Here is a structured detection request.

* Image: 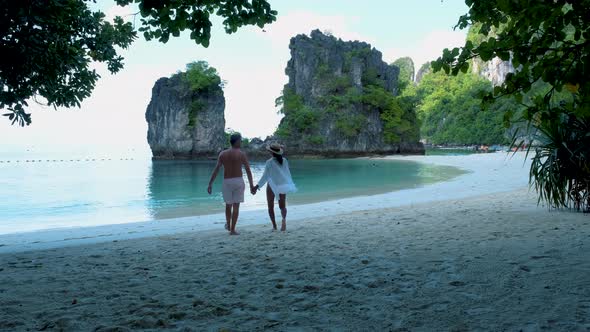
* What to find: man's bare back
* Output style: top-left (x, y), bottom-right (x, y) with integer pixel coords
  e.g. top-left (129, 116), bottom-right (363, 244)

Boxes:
top-left (219, 148), bottom-right (247, 179)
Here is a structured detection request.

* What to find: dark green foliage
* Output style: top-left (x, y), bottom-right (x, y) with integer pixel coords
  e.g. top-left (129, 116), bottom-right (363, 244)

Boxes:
top-left (275, 89), bottom-right (319, 137)
top-left (343, 47), bottom-right (372, 71)
top-left (396, 96), bottom-right (421, 143)
top-left (362, 85), bottom-right (417, 143)
top-left (306, 135), bottom-right (324, 145)
top-left (321, 58), bottom-right (419, 143)
top-left (173, 61), bottom-right (222, 128)
top-left (314, 63), bottom-right (332, 80)
top-left (314, 61), bottom-right (354, 94)
top-left (327, 76), bottom-right (354, 94)
top-left (242, 137), bottom-right (251, 148)
top-left (324, 88), bottom-right (362, 114)
top-left (416, 71), bottom-right (511, 145)
top-left (274, 126), bottom-right (291, 139)
top-left (0, 0), bottom-right (135, 126)
top-left (361, 67), bottom-right (386, 88)
top-left (116, 0), bottom-right (276, 47)
top-left (180, 61), bottom-right (224, 92)
top-left (434, 1), bottom-right (589, 100)
top-left (316, 66), bottom-right (361, 115)
top-left (465, 22), bottom-right (487, 46)
top-left (528, 109), bottom-right (590, 211)
top-left (289, 108), bottom-right (319, 133)
top-left (1, 0), bottom-right (276, 126)
top-left (276, 56), bottom-right (421, 144)
top-left (225, 130), bottom-right (250, 147)
top-left (335, 114), bottom-right (366, 137)
top-left (276, 88), bottom-right (304, 115)
top-left (434, 0), bottom-right (590, 210)
top-left (344, 47), bottom-right (372, 62)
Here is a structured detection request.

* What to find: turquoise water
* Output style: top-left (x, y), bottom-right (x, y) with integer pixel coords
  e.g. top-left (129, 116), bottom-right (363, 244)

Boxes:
top-left (0, 154), bottom-right (464, 234)
top-left (425, 148), bottom-right (475, 156)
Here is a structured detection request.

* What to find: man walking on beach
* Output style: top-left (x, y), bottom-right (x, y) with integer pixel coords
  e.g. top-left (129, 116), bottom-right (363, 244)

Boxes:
top-left (207, 133), bottom-right (255, 235)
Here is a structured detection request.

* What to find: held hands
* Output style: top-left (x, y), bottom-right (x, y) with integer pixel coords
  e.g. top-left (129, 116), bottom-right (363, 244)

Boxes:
top-left (250, 185), bottom-right (259, 195)
top-left (209, 183), bottom-right (257, 195)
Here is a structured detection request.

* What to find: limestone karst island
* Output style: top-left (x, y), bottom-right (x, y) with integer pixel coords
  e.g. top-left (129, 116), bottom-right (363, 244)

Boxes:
top-left (146, 30), bottom-right (424, 159)
top-left (1, 1), bottom-right (589, 331)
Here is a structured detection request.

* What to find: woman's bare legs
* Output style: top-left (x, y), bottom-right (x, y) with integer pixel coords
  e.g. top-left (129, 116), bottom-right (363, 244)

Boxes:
top-left (279, 194), bottom-right (287, 231)
top-left (266, 186), bottom-right (277, 230)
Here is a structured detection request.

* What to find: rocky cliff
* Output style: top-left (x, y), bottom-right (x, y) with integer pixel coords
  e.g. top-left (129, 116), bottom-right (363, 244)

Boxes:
top-left (414, 62), bottom-right (432, 84)
top-left (466, 24), bottom-right (515, 86)
top-left (275, 30), bottom-right (424, 156)
top-left (471, 56), bottom-right (515, 86)
top-left (146, 70), bottom-right (225, 159)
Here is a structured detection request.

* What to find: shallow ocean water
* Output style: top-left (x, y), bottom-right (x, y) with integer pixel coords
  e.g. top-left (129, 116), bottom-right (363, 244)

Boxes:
top-left (0, 152), bottom-right (465, 234)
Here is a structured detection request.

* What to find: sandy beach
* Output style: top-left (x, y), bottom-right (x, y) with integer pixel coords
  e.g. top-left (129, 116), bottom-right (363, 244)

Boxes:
top-left (1, 189), bottom-right (589, 330)
top-left (1, 153), bottom-right (589, 331)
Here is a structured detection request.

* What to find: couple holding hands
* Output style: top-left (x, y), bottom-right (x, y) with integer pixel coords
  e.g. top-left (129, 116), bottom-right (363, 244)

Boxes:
top-left (207, 134), bottom-right (297, 235)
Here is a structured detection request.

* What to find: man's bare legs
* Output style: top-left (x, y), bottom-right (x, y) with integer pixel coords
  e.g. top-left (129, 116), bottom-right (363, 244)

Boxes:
top-left (266, 186), bottom-right (277, 231)
top-left (230, 203), bottom-right (240, 235)
top-left (224, 204), bottom-right (232, 231)
top-left (279, 194), bottom-right (287, 231)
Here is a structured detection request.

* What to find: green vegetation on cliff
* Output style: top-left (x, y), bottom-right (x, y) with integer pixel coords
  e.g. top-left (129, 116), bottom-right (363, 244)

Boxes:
top-left (173, 61), bottom-right (223, 128)
top-left (415, 71), bottom-right (513, 145)
top-left (392, 47), bottom-right (517, 146)
top-left (277, 47), bottom-right (517, 147)
top-left (276, 56), bottom-right (420, 144)
top-left (361, 84), bottom-right (419, 143)
top-left (415, 22), bottom-right (571, 147)
top-left (275, 89), bottom-right (319, 138)
top-left (392, 57), bottom-right (415, 91)
top-left (434, 0), bottom-right (590, 211)
top-left (181, 61), bottom-right (224, 92)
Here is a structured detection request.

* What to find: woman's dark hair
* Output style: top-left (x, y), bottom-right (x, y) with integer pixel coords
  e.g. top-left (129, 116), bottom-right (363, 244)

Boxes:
top-left (272, 153), bottom-right (283, 165)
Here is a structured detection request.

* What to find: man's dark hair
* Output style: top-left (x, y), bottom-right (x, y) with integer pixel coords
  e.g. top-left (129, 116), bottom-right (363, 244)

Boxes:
top-left (230, 133), bottom-right (242, 146)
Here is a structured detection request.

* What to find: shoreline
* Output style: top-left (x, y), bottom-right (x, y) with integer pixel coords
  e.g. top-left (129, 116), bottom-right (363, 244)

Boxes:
top-left (0, 152), bottom-right (531, 253)
top-left (1, 183), bottom-right (588, 330)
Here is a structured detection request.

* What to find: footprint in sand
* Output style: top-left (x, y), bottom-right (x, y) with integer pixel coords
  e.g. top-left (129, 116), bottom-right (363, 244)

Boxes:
top-left (575, 300), bottom-right (590, 323)
top-left (519, 265), bottom-right (531, 272)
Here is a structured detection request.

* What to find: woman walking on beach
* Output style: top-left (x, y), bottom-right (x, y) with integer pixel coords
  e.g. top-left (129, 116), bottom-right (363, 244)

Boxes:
top-left (252, 143), bottom-right (297, 231)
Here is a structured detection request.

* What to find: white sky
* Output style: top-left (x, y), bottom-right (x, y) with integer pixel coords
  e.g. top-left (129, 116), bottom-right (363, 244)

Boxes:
top-left (1, 0), bottom-right (468, 154)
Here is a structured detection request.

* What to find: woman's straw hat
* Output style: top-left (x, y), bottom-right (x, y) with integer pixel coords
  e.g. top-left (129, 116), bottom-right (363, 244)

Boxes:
top-left (266, 143), bottom-right (284, 155)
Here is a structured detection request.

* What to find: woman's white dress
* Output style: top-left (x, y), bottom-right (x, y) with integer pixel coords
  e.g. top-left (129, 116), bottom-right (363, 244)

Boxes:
top-left (258, 158), bottom-right (297, 195)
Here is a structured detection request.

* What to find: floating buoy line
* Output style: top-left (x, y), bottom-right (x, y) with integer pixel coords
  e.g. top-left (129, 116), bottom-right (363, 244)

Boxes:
top-left (0, 158), bottom-right (135, 163)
